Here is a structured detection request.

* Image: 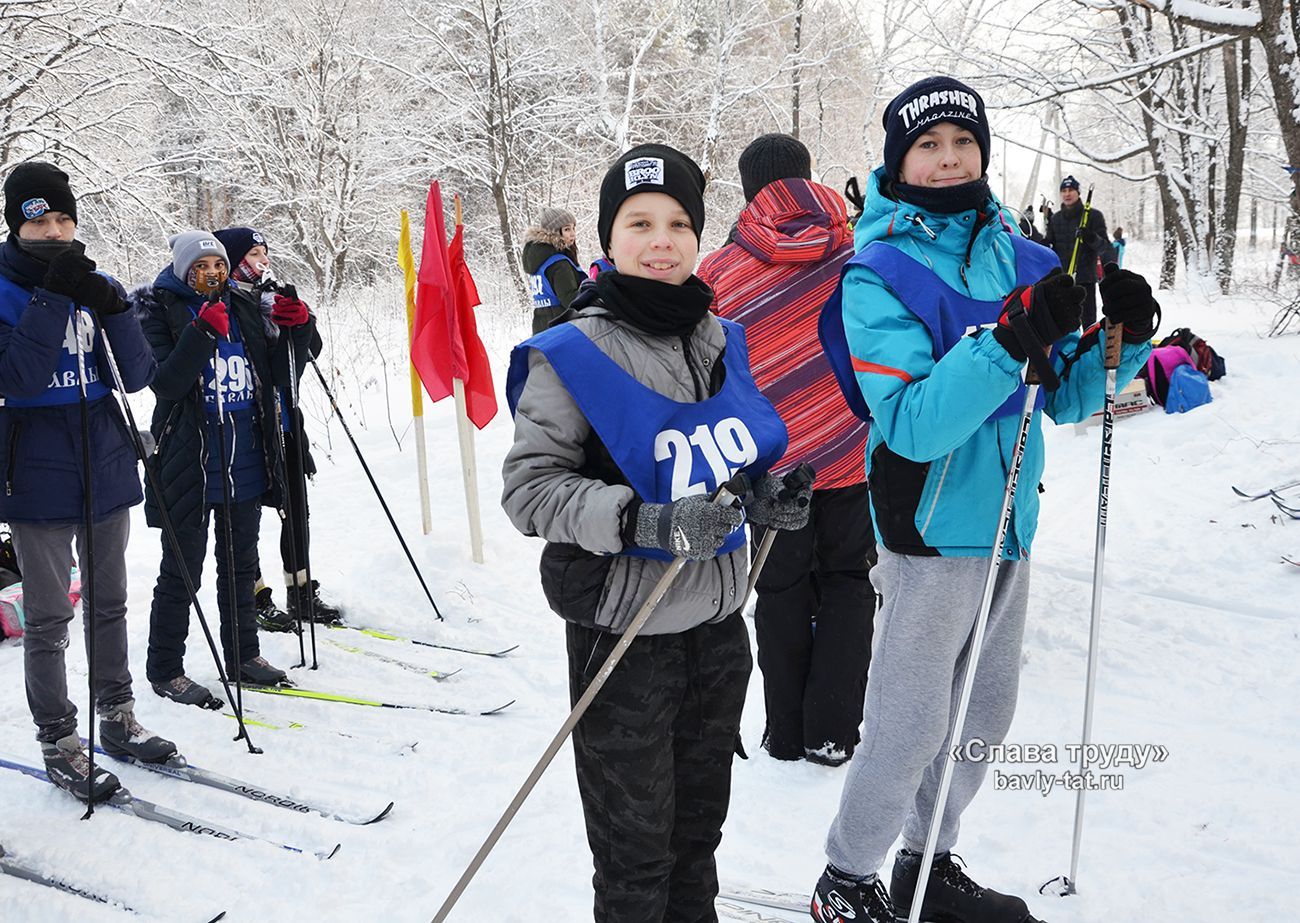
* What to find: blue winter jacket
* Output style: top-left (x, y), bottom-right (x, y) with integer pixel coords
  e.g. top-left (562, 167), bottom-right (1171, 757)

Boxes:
top-left (843, 168), bottom-right (1150, 558)
top-left (0, 237), bottom-right (155, 524)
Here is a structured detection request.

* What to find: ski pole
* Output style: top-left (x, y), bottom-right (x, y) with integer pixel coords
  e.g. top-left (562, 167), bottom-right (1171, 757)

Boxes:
top-left (906, 356), bottom-right (1051, 923)
top-left (738, 464), bottom-right (816, 615)
top-left (284, 332), bottom-right (319, 669)
top-left (98, 334), bottom-right (260, 754)
top-left (271, 383), bottom-right (307, 667)
top-left (71, 301), bottom-right (99, 817)
top-left (308, 358), bottom-right (445, 621)
top-left (209, 324), bottom-right (250, 736)
top-left (1051, 317), bottom-right (1124, 897)
top-left (1066, 186), bottom-right (1095, 280)
top-left (429, 473), bottom-right (751, 923)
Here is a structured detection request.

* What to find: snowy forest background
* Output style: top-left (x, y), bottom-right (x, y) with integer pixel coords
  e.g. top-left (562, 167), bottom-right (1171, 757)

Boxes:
top-left (4, 0), bottom-right (1300, 321)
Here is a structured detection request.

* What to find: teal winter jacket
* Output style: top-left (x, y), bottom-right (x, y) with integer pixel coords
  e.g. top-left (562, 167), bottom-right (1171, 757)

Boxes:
top-left (842, 168), bottom-right (1149, 558)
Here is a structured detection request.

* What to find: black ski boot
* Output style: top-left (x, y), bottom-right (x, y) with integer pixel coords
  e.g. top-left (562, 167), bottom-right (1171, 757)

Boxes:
top-left (256, 586), bottom-right (297, 633)
top-left (811, 866), bottom-right (898, 923)
top-left (151, 674), bottom-right (223, 710)
top-left (890, 850), bottom-right (1042, 922)
top-left (233, 655), bottom-right (289, 686)
top-left (99, 702), bottom-right (178, 764)
top-left (287, 581), bottom-right (342, 624)
top-left (40, 734), bottom-right (120, 803)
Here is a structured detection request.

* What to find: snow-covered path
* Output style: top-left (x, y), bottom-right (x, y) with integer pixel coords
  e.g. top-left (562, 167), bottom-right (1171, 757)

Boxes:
top-left (2, 280), bottom-right (1297, 921)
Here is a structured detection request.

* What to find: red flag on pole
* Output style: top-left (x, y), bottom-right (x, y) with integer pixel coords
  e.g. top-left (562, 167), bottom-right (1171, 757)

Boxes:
top-left (411, 181), bottom-right (463, 402)
top-left (448, 223), bottom-right (498, 429)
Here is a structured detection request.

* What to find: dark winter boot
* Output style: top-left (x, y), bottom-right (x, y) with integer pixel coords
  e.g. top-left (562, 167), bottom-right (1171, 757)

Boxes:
top-left (151, 675), bottom-right (223, 710)
top-left (811, 866), bottom-right (898, 923)
top-left (256, 586), bottom-right (297, 633)
top-left (286, 581), bottom-right (342, 624)
top-left (40, 734), bottom-right (120, 803)
top-left (232, 656), bottom-right (289, 686)
top-left (891, 850), bottom-right (1040, 923)
top-left (99, 702), bottom-right (178, 764)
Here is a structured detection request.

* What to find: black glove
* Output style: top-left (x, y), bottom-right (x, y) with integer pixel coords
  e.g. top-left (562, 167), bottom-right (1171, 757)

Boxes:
top-left (40, 250), bottom-right (127, 316)
top-left (1099, 263), bottom-right (1160, 343)
top-left (746, 465), bottom-right (815, 531)
top-left (992, 269), bottom-right (1085, 363)
top-left (629, 494), bottom-right (744, 561)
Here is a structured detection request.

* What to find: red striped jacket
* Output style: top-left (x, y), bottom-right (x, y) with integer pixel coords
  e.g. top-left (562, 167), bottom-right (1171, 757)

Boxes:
top-left (698, 178), bottom-right (868, 490)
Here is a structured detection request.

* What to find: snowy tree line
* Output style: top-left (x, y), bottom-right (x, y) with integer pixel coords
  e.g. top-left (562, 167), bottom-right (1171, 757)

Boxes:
top-left (3, 0), bottom-right (1298, 310)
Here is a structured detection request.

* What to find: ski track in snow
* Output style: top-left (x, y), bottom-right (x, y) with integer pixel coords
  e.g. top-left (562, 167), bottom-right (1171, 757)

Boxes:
top-left (2, 267), bottom-right (1298, 921)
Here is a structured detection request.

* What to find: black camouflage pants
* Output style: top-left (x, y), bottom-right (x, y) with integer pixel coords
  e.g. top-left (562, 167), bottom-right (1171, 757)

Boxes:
top-left (566, 611), bottom-right (752, 923)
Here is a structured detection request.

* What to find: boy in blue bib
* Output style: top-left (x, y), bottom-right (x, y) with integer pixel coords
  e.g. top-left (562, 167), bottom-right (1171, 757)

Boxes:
top-left (0, 162), bottom-right (176, 802)
top-left (503, 145), bottom-right (806, 922)
top-left (811, 78), bottom-right (1158, 923)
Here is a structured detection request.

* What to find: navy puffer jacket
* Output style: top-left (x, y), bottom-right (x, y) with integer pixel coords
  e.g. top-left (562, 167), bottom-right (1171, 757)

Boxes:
top-left (0, 238), bottom-right (155, 524)
top-left (132, 268), bottom-right (314, 531)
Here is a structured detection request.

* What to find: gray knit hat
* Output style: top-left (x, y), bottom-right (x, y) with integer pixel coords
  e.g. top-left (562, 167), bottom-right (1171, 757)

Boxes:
top-left (167, 230), bottom-right (228, 281)
top-left (537, 207), bottom-right (576, 233)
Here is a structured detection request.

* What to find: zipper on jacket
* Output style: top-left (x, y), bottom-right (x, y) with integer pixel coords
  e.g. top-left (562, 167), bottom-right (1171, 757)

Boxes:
top-left (5, 421), bottom-right (20, 496)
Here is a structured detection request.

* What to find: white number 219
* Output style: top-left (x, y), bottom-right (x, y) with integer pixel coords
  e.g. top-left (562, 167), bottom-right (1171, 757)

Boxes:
top-left (653, 417), bottom-right (758, 499)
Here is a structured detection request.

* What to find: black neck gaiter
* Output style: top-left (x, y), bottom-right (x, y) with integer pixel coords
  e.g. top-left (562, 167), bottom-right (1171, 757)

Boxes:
top-left (594, 271), bottom-right (714, 338)
top-left (887, 178), bottom-right (992, 215)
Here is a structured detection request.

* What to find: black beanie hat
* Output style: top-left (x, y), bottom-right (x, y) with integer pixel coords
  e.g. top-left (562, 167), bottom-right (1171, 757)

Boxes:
top-left (4, 161), bottom-right (78, 236)
top-left (738, 133), bottom-right (812, 202)
top-left (1060, 175), bottom-right (1080, 191)
top-left (881, 77), bottom-right (990, 182)
top-left (597, 144), bottom-right (706, 256)
top-left (213, 226), bottom-right (268, 270)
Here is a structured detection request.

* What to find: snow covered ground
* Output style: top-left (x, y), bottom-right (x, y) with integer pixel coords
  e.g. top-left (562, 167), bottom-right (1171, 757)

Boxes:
top-left (2, 259), bottom-right (1298, 922)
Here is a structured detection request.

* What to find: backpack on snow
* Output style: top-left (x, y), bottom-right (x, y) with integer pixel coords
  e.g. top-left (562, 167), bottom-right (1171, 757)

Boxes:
top-left (1139, 345), bottom-right (1212, 413)
top-left (1157, 327), bottom-right (1226, 381)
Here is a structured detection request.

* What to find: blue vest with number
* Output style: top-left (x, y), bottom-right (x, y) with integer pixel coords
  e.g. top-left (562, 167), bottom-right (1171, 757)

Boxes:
top-left (0, 274), bottom-right (111, 407)
top-left (506, 318), bottom-right (788, 561)
top-left (820, 234), bottom-right (1061, 423)
top-left (529, 253), bottom-right (581, 310)
top-left (194, 310), bottom-right (255, 415)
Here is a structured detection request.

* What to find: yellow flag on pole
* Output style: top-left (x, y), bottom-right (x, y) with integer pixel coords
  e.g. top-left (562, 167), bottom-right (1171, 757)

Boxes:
top-left (398, 209), bottom-right (423, 417)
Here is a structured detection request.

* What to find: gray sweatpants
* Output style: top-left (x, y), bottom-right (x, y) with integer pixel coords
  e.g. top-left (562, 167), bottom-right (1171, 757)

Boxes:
top-left (11, 510), bottom-right (134, 743)
top-left (825, 548), bottom-right (1029, 877)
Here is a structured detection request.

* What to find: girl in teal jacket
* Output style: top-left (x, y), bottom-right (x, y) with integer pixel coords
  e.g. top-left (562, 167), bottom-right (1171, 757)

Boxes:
top-left (812, 77), bottom-right (1157, 923)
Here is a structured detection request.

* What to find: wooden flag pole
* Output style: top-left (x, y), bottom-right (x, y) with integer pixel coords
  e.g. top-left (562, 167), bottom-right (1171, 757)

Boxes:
top-left (452, 195), bottom-right (485, 564)
top-left (400, 209), bottom-right (434, 535)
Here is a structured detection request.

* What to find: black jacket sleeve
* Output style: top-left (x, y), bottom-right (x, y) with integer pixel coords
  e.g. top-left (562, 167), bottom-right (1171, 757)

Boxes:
top-left (546, 260), bottom-right (585, 310)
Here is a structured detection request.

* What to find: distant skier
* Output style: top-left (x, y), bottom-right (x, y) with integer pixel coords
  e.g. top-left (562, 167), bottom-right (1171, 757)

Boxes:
top-left (503, 144), bottom-right (805, 921)
top-left (812, 77), bottom-right (1157, 923)
top-left (1043, 176), bottom-right (1117, 328)
top-left (522, 207), bottom-right (585, 333)
top-left (0, 162), bottom-right (176, 802)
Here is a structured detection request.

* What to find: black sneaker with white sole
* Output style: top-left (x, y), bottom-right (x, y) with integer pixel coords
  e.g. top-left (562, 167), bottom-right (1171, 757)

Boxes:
top-left (256, 586), bottom-right (297, 633)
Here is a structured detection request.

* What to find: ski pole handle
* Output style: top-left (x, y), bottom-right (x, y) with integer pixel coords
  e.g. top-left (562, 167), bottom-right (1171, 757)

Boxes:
top-left (1102, 319), bottom-right (1123, 371)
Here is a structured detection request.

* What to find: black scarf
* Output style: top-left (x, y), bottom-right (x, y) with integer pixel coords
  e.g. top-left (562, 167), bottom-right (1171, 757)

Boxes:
top-left (886, 178), bottom-right (992, 216)
top-left (0, 236), bottom-right (84, 288)
top-left (594, 270), bottom-right (714, 338)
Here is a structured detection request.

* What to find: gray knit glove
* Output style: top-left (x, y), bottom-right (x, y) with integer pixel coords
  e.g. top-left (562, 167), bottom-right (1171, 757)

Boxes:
top-left (633, 494), bottom-right (744, 561)
top-left (745, 472), bottom-right (813, 531)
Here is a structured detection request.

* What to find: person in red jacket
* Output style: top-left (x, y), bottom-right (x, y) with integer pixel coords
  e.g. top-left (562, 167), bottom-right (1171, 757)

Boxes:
top-left (698, 133), bottom-right (875, 765)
